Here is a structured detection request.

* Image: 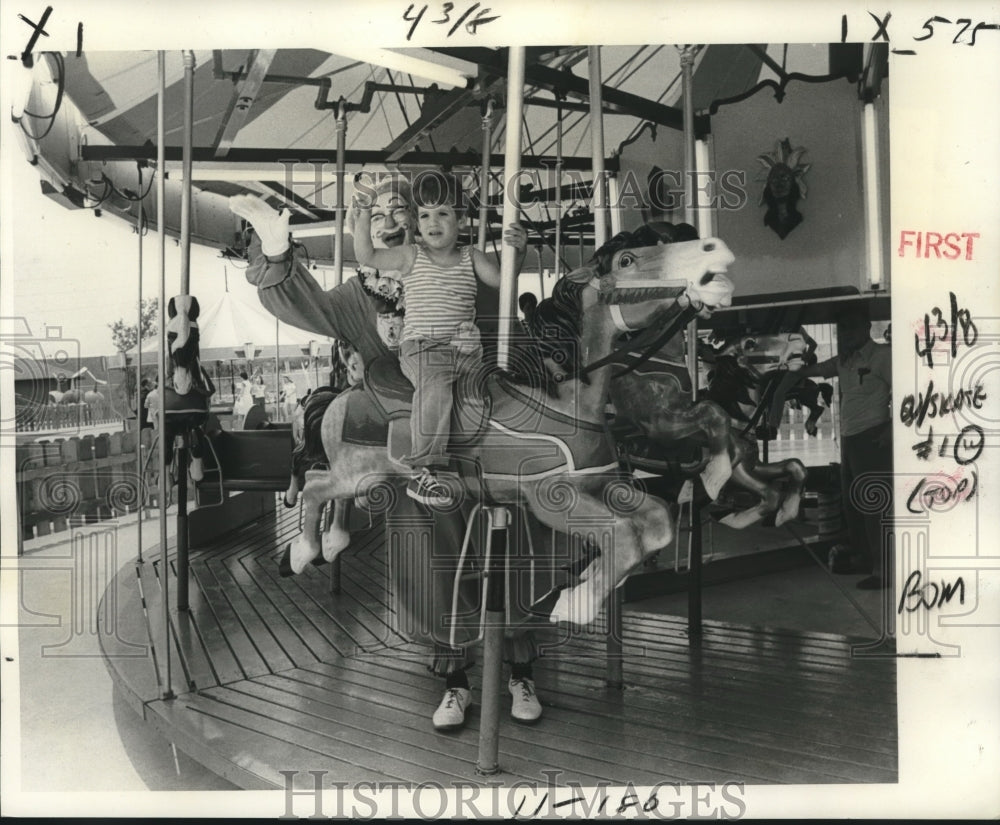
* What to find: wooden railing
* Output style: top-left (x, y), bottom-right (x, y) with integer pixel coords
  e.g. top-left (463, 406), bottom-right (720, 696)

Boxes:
top-left (16, 400), bottom-right (123, 432)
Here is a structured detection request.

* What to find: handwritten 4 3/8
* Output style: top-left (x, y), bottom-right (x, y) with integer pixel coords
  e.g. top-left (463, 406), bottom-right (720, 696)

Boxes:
top-left (915, 292), bottom-right (978, 368)
top-left (403, 3), bottom-right (500, 40)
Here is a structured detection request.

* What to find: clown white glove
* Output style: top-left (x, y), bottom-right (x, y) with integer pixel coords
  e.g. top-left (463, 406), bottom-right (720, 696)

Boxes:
top-left (229, 194), bottom-right (291, 257)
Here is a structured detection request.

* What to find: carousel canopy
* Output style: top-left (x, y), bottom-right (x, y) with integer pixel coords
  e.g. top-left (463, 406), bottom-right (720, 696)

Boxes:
top-left (16, 43), bottom-right (876, 272)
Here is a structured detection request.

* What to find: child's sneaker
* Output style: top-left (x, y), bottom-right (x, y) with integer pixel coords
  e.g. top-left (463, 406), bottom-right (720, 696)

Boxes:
top-left (407, 469), bottom-right (454, 506)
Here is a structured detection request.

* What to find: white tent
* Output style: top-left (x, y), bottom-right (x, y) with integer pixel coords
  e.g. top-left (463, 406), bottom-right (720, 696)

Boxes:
top-left (129, 292), bottom-right (325, 357)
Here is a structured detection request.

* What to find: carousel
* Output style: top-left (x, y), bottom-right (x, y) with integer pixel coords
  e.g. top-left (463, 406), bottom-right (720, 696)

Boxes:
top-left (13, 42), bottom-right (896, 788)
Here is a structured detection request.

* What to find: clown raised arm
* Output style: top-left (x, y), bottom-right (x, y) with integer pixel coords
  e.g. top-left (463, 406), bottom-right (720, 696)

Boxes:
top-left (229, 190), bottom-right (405, 368)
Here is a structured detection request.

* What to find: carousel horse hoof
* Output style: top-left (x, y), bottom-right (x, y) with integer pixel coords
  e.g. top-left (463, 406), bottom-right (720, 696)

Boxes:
top-left (719, 506), bottom-right (766, 530)
top-left (278, 546), bottom-right (295, 577)
top-left (775, 492), bottom-right (802, 527)
top-left (280, 538), bottom-right (322, 576)
top-left (321, 527), bottom-right (351, 563)
top-left (278, 544), bottom-right (327, 577)
top-left (189, 457), bottom-right (204, 483)
top-left (283, 491), bottom-right (298, 509)
top-left (549, 585), bottom-right (600, 627)
top-left (700, 452), bottom-right (732, 501)
top-left (524, 587), bottom-right (567, 626)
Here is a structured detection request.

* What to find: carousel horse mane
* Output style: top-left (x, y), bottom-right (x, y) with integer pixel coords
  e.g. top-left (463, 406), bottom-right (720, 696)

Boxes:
top-left (526, 221), bottom-right (701, 383)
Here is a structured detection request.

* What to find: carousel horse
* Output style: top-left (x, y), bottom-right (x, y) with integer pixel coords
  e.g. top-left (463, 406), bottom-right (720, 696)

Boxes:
top-left (703, 330), bottom-right (834, 440)
top-left (610, 354), bottom-right (809, 530)
top-left (283, 340), bottom-right (363, 510)
top-left (529, 267), bottom-right (808, 531)
top-left (158, 295), bottom-right (216, 482)
top-left (289, 224), bottom-right (736, 627)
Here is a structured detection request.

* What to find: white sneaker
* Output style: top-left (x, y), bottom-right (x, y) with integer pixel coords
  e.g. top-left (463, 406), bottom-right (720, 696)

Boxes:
top-left (432, 687), bottom-right (472, 731)
top-left (509, 677), bottom-right (542, 724)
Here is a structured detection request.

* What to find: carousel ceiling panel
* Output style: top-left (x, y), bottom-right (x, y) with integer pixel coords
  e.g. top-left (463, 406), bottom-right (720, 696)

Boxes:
top-left (65, 49), bottom-right (336, 149)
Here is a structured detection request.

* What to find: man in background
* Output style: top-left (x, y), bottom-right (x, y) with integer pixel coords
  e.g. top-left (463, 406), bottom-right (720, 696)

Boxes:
top-left (799, 304), bottom-right (893, 590)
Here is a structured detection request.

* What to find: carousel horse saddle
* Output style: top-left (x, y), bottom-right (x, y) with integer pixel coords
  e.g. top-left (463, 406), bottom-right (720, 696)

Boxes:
top-left (162, 386), bottom-right (210, 427)
top-left (341, 356), bottom-right (489, 454)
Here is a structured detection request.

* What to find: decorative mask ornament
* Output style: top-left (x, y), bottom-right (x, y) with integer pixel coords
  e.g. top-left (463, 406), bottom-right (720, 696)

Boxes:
top-left (757, 138), bottom-right (811, 239)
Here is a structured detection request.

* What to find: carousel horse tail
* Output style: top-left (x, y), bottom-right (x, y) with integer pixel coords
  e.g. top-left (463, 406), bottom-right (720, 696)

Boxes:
top-left (818, 382), bottom-right (834, 408)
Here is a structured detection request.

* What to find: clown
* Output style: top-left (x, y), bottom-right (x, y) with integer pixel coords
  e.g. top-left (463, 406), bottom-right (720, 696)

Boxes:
top-left (230, 178), bottom-right (545, 730)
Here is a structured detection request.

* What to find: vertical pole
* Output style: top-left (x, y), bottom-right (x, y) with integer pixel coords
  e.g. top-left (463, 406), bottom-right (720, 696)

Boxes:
top-left (275, 317), bottom-right (280, 420)
top-left (588, 47), bottom-right (609, 249)
top-left (680, 45), bottom-right (702, 638)
top-left (590, 45), bottom-right (622, 688)
top-left (334, 99), bottom-right (346, 287)
top-left (478, 45), bottom-right (525, 776)
top-left (136, 164), bottom-right (144, 563)
top-left (477, 506), bottom-right (508, 776)
top-left (477, 97), bottom-right (493, 252)
top-left (496, 47), bottom-right (525, 371)
top-left (862, 101), bottom-right (884, 291)
top-left (179, 52), bottom-right (194, 295)
top-left (695, 138), bottom-right (716, 238)
top-left (175, 50), bottom-right (196, 614)
top-left (554, 92), bottom-right (563, 278)
top-left (156, 50), bottom-right (174, 699)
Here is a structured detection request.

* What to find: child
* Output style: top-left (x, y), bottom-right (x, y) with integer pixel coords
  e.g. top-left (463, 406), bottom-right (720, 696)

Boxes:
top-left (353, 173), bottom-right (526, 505)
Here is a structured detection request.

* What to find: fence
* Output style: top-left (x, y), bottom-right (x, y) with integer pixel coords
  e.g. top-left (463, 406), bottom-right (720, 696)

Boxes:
top-left (16, 400), bottom-right (123, 433)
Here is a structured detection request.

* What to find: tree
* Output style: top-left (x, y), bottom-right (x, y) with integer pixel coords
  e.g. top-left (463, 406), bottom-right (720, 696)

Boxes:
top-left (108, 298), bottom-right (159, 414)
top-left (109, 297), bottom-right (159, 355)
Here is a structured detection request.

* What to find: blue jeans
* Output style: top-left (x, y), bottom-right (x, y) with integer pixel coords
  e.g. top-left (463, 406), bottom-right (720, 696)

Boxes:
top-left (399, 337), bottom-right (479, 471)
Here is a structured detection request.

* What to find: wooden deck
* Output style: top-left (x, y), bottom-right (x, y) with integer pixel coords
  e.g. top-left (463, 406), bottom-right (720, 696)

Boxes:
top-left (99, 500), bottom-right (897, 789)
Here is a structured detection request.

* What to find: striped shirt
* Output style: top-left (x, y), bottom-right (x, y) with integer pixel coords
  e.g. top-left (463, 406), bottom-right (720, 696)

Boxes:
top-left (402, 245), bottom-right (478, 342)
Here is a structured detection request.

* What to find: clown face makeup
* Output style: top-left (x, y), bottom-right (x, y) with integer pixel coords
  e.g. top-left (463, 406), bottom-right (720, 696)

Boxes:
top-left (370, 191), bottom-right (414, 249)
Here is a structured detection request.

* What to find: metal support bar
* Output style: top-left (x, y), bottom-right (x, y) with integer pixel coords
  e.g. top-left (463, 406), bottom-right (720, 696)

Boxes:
top-left (82, 145), bottom-right (608, 173)
top-left (477, 98), bottom-right (493, 252)
top-left (431, 47), bottom-right (710, 135)
top-left (333, 99), bottom-right (347, 287)
top-left (476, 506), bottom-right (510, 776)
top-left (212, 49), bottom-right (277, 158)
top-left (680, 45), bottom-right (703, 639)
top-left (135, 163), bottom-right (145, 563)
top-left (605, 587), bottom-right (624, 688)
top-left (497, 47), bottom-right (525, 371)
top-left (554, 93), bottom-right (564, 278)
top-left (588, 47), bottom-right (609, 249)
top-left (156, 50), bottom-right (174, 700)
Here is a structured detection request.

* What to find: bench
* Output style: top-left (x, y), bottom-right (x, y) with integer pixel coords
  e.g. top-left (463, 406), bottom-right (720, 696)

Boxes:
top-left (196, 428), bottom-right (293, 498)
top-left (190, 428), bottom-right (294, 548)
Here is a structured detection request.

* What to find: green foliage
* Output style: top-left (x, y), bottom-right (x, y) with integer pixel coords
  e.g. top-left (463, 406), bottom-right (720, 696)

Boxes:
top-left (108, 298), bottom-right (159, 354)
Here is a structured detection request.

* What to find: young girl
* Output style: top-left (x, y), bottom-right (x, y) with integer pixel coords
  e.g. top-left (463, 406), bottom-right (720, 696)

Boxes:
top-left (353, 174), bottom-right (526, 505)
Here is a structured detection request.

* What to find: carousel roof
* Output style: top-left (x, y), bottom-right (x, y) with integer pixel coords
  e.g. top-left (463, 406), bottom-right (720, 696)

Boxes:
top-left (15, 43), bottom-right (879, 267)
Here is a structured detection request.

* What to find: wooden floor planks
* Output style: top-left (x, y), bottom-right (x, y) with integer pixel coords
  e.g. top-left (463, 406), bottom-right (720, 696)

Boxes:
top-left (99, 498), bottom-right (898, 788)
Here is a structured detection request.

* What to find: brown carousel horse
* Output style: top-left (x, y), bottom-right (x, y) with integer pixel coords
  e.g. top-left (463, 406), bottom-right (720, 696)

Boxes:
top-left (529, 223), bottom-right (809, 531)
top-left (703, 329), bottom-right (834, 439)
top-left (610, 352), bottom-right (809, 530)
top-left (289, 224), bottom-right (736, 627)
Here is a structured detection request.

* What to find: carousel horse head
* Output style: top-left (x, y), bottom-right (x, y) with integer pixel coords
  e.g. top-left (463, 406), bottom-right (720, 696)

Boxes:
top-left (530, 222), bottom-right (735, 378)
top-left (166, 295), bottom-right (210, 397)
top-left (166, 295), bottom-right (200, 369)
top-left (586, 221), bottom-right (735, 312)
